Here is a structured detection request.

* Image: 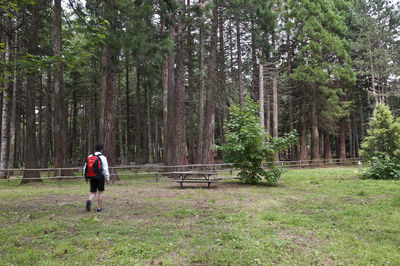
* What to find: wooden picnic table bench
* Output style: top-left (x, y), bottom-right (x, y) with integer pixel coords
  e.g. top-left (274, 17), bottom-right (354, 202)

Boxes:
top-left (171, 171), bottom-right (218, 188)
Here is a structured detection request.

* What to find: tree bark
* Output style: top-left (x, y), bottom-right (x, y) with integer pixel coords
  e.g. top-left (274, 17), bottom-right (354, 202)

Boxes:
top-left (42, 69), bottom-right (52, 168)
top-left (9, 30), bottom-right (19, 169)
top-left (348, 116), bottom-right (354, 158)
top-left (202, 2), bottom-right (218, 165)
top-left (118, 73), bottom-right (125, 164)
top-left (38, 75), bottom-right (43, 166)
top-left (339, 120), bottom-right (346, 162)
top-left (272, 64), bottom-right (278, 139)
top-left (218, 4), bottom-right (227, 148)
top-left (358, 94), bottom-right (365, 143)
top-left (22, 2), bottom-right (41, 182)
top-left (310, 92), bottom-right (320, 161)
top-left (99, 44), bottom-right (117, 179)
top-left (135, 64), bottom-right (142, 163)
top-left (266, 73), bottom-right (271, 135)
top-left (146, 86), bottom-right (153, 163)
top-left (259, 48), bottom-right (264, 127)
top-left (161, 21), bottom-right (168, 164)
top-left (187, 1), bottom-right (195, 164)
top-left (125, 53), bottom-right (131, 162)
top-left (166, 23), bottom-right (175, 165)
top-left (196, 14), bottom-right (205, 164)
top-left (174, 0), bottom-right (188, 166)
top-left (300, 93), bottom-right (308, 162)
top-left (237, 21), bottom-right (243, 106)
top-left (53, 0), bottom-right (70, 175)
top-left (251, 22), bottom-right (259, 100)
top-left (1, 33), bottom-right (11, 178)
top-left (323, 131), bottom-right (332, 163)
top-left (367, 36), bottom-right (378, 112)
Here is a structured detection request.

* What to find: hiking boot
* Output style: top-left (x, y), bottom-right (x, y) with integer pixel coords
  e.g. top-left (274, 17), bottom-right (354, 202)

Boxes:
top-left (96, 208), bottom-right (104, 212)
top-left (86, 200), bottom-right (91, 211)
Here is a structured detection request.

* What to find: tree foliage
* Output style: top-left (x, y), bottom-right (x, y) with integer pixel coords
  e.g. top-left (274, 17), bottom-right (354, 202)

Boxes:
top-left (360, 103), bottom-right (400, 161)
top-left (360, 103), bottom-right (400, 180)
top-left (220, 97), bottom-right (297, 184)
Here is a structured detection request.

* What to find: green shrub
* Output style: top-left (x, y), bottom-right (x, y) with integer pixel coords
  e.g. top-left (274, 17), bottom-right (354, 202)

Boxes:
top-left (360, 156), bottom-right (400, 180)
top-left (359, 104), bottom-right (400, 180)
top-left (219, 97), bottom-right (297, 184)
top-left (360, 104), bottom-right (400, 161)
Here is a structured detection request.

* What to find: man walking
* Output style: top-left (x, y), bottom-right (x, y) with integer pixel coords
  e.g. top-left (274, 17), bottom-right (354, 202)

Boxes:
top-left (84, 144), bottom-right (110, 212)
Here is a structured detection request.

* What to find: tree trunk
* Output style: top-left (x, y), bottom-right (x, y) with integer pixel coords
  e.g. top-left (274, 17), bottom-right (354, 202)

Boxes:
top-left (251, 23), bottom-right (259, 100)
top-left (22, 2), bottom-right (41, 182)
top-left (42, 69), bottom-right (51, 168)
top-left (70, 87), bottom-right (78, 164)
top-left (348, 116), bottom-right (354, 158)
top-left (174, 0), bottom-right (188, 166)
top-left (310, 93), bottom-right (319, 161)
top-left (146, 86), bottom-right (153, 163)
top-left (9, 30), bottom-right (19, 169)
top-left (259, 48), bottom-right (264, 127)
top-left (53, 0), bottom-right (70, 175)
top-left (187, 2), bottom-right (195, 164)
top-left (300, 93), bottom-right (308, 162)
top-left (154, 120), bottom-right (160, 162)
top-left (358, 94), bottom-right (365, 143)
top-left (166, 22), bottom-right (176, 165)
top-left (237, 21), bottom-right (243, 106)
top-left (339, 120), bottom-right (346, 162)
top-left (99, 44), bottom-right (117, 179)
top-left (135, 64), bottom-right (142, 163)
top-left (324, 131), bottom-right (332, 163)
top-left (202, 2), bottom-right (218, 165)
top-left (196, 14), bottom-right (205, 164)
top-left (38, 75), bottom-right (43, 166)
top-left (272, 64), bottom-right (278, 139)
top-left (286, 16), bottom-right (296, 161)
top-left (218, 4), bottom-right (227, 149)
top-left (229, 19), bottom-right (236, 103)
top-left (161, 21), bottom-right (168, 164)
top-left (125, 53), bottom-right (131, 162)
top-left (266, 74), bottom-right (271, 135)
top-left (1, 34), bottom-right (11, 178)
top-left (118, 73), bottom-right (125, 164)
top-left (367, 36), bottom-right (378, 112)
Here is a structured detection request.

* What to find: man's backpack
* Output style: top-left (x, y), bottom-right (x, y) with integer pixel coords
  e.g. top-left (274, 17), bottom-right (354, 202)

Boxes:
top-left (85, 154), bottom-right (102, 178)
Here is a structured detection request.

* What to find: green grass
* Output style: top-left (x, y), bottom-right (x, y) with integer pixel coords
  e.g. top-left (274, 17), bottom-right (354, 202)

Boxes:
top-left (1, 166), bottom-right (399, 265)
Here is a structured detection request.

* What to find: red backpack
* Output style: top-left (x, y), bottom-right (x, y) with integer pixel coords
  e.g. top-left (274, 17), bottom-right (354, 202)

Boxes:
top-left (85, 154), bottom-right (102, 178)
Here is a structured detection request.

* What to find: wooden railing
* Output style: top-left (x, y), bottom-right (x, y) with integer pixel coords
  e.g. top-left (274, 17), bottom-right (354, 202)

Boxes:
top-left (0, 158), bottom-right (362, 184)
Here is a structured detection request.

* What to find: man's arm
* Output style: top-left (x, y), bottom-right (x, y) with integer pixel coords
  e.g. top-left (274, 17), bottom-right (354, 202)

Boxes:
top-left (101, 155), bottom-right (110, 182)
top-left (83, 162), bottom-right (89, 183)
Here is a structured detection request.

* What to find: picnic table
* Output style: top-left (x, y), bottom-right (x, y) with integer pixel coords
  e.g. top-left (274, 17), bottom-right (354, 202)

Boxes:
top-left (171, 171), bottom-right (218, 188)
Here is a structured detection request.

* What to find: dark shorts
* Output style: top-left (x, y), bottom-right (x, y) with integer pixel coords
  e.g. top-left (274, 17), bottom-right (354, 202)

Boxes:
top-left (89, 177), bottom-right (105, 193)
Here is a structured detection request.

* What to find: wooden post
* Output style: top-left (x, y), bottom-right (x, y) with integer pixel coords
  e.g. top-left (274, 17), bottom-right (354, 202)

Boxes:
top-left (58, 169), bottom-right (61, 187)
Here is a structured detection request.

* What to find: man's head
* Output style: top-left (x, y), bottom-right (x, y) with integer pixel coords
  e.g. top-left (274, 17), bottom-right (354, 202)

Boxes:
top-left (95, 144), bottom-right (104, 152)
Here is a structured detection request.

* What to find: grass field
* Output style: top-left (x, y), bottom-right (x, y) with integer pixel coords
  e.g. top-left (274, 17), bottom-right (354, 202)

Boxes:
top-left (1, 166), bottom-right (399, 265)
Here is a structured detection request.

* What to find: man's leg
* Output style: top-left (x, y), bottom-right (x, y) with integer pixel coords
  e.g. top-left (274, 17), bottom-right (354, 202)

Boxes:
top-left (86, 192), bottom-right (96, 211)
top-left (97, 191), bottom-right (103, 209)
top-left (88, 192), bottom-right (96, 201)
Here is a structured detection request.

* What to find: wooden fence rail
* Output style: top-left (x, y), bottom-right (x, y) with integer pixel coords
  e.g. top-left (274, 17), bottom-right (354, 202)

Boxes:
top-left (0, 159), bottom-right (362, 183)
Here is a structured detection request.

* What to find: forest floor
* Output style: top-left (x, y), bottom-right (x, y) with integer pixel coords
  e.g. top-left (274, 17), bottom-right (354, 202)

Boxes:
top-left (0, 166), bottom-right (399, 265)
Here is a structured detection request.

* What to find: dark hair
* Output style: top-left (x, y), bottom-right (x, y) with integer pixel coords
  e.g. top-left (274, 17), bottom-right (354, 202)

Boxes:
top-left (95, 144), bottom-right (104, 152)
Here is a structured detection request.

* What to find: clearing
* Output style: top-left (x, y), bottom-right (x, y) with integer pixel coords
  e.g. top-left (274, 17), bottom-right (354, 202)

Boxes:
top-left (0, 166), bottom-right (399, 265)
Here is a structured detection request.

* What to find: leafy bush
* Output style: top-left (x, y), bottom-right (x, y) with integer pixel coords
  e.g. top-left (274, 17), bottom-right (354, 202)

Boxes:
top-left (360, 104), bottom-right (400, 161)
top-left (219, 97), bottom-right (297, 184)
top-left (360, 156), bottom-right (400, 180)
top-left (360, 104), bottom-right (400, 180)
